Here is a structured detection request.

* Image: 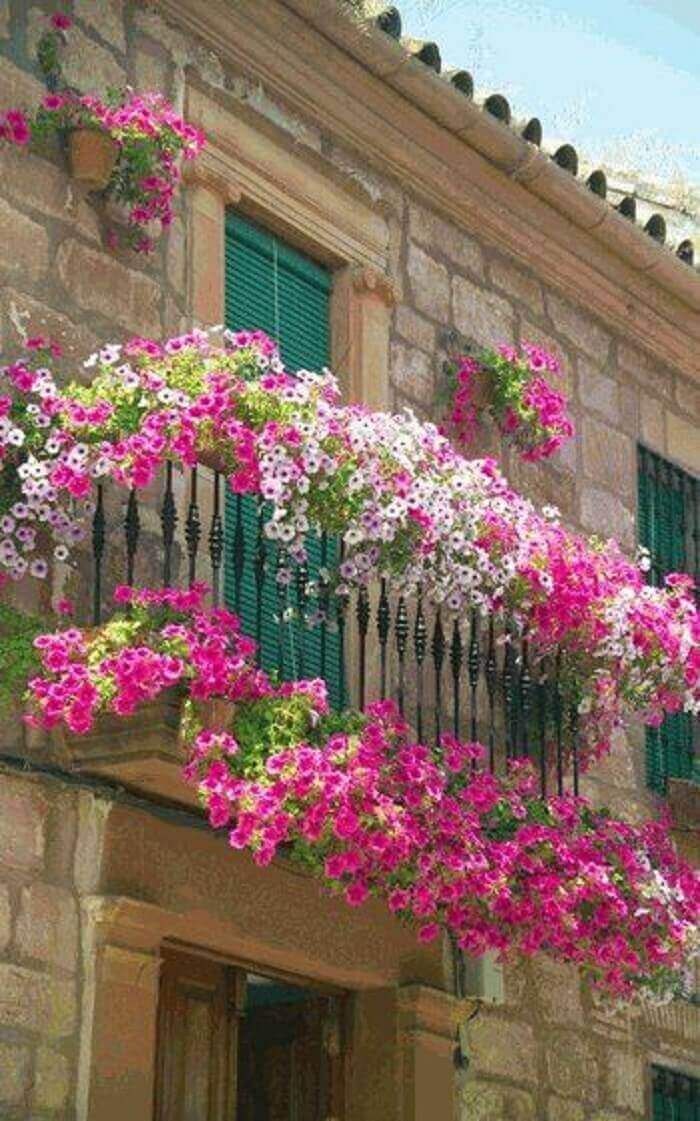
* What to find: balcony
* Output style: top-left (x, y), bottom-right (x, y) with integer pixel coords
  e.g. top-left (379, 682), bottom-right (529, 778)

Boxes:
top-left (46, 463), bottom-right (582, 808)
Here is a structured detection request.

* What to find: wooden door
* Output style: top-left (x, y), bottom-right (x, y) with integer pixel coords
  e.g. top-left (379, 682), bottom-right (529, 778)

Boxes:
top-left (154, 948), bottom-right (242, 1121)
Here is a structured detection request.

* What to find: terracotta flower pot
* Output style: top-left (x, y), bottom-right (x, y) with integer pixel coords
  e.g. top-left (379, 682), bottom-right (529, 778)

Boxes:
top-left (68, 128), bottom-right (118, 190)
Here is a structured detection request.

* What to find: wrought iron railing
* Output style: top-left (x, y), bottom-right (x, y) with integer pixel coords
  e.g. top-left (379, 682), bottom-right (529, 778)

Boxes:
top-left (87, 465), bottom-right (581, 797)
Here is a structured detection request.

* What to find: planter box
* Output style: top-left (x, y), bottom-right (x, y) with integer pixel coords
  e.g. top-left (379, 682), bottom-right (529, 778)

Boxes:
top-left (51, 688), bottom-right (198, 807)
top-left (68, 128), bottom-right (118, 190)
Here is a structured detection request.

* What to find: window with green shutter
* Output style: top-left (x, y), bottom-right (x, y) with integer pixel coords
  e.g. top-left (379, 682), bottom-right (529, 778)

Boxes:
top-left (638, 446), bottom-right (699, 793)
top-left (652, 1066), bottom-right (699, 1120)
top-left (223, 212), bottom-right (344, 707)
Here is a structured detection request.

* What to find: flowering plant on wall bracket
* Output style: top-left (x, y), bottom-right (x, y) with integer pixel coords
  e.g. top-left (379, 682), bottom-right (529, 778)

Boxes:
top-left (444, 340), bottom-right (575, 461)
top-left (0, 12), bottom-right (205, 252)
top-left (25, 593), bottom-right (700, 1004)
top-left (2, 328), bottom-right (698, 767)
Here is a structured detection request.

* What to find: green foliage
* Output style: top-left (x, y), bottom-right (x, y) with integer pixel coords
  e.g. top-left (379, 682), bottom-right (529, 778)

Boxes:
top-left (0, 602), bottom-right (44, 716)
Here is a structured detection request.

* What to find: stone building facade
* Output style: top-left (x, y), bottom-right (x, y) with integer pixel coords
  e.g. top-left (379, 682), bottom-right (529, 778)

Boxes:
top-left (0, 1), bottom-right (698, 1119)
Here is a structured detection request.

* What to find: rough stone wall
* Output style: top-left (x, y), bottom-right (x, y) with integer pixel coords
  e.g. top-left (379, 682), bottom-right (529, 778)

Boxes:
top-left (0, 2), bottom-right (697, 1119)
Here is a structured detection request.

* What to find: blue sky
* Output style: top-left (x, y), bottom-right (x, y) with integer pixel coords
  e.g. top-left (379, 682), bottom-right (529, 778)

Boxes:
top-left (400, 0), bottom-right (700, 185)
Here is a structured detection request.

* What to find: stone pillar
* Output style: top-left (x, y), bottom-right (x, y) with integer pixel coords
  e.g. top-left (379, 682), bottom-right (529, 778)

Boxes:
top-left (332, 264), bottom-right (396, 411)
top-left (397, 984), bottom-right (475, 1121)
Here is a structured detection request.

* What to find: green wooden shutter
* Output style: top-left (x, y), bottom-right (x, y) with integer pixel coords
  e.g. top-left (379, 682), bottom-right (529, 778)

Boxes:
top-left (638, 448), bottom-right (698, 793)
top-left (223, 213), bottom-right (344, 707)
top-left (652, 1066), bottom-right (699, 1121)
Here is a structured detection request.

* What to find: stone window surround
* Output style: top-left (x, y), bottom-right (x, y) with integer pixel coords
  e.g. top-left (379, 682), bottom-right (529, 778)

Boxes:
top-left (184, 81), bottom-right (397, 412)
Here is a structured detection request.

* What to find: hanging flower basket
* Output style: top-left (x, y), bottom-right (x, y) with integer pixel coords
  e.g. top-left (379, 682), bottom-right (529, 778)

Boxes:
top-left (67, 127), bottom-right (118, 190)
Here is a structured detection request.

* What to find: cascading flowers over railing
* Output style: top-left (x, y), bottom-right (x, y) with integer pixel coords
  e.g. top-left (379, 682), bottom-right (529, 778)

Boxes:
top-left (0, 11), bottom-right (205, 251)
top-left (25, 584), bottom-right (700, 1005)
top-left (1, 328), bottom-right (697, 767)
top-left (444, 341), bottom-right (575, 461)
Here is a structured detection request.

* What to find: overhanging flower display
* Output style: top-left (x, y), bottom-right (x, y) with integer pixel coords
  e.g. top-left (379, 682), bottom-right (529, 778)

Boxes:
top-left (24, 584), bottom-right (700, 1004)
top-left (2, 329), bottom-right (697, 766)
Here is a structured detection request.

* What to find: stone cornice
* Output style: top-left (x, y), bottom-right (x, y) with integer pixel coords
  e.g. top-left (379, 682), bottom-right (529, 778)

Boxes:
top-left (158, 0), bottom-right (699, 377)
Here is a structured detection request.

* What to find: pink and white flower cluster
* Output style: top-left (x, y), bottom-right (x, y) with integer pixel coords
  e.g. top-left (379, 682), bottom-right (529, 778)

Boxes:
top-left (3, 328), bottom-right (698, 764)
top-left (445, 342), bottom-right (575, 461)
top-left (186, 696), bottom-right (699, 1004)
top-left (25, 590), bottom-right (700, 1003)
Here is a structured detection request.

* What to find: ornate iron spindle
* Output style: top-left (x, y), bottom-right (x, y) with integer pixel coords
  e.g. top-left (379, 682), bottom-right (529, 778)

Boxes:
top-left (276, 550), bottom-right (288, 682)
top-left (467, 610), bottom-right (479, 743)
top-left (536, 660), bottom-right (548, 797)
top-left (124, 488), bottom-right (140, 586)
top-left (449, 621), bottom-right (463, 737)
top-left (377, 579), bottom-right (390, 700)
top-left (414, 590), bottom-right (427, 743)
top-left (253, 503), bottom-right (266, 664)
top-left (185, 468), bottom-right (201, 588)
top-left (485, 619), bottom-right (497, 772)
top-left (92, 483), bottom-right (105, 625)
top-left (570, 704), bottom-right (580, 796)
top-left (160, 462), bottom-right (177, 586)
top-left (520, 639), bottom-right (532, 760)
top-left (502, 629), bottom-right (515, 760)
top-left (396, 596), bottom-right (408, 717)
top-left (432, 610), bottom-right (445, 743)
top-left (357, 585), bottom-right (370, 710)
top-left (336, 587), bottom-right (347, 710)
top-left (554, 650), bottom-right (564, 795)
top-left (319, 533), bottom-right (330, 686)
top-left (295, 561), bottom-right (308, 681)
top-left (232, 495), bottom-right (245, 614)
top-left (208, 471), bottom-right (224, 606)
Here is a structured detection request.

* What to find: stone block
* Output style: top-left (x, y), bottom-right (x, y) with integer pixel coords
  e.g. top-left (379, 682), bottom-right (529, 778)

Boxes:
top-left (389, 341), bottom-right (435, 405)
top-left (545, 1032), bottom-right (599, 1104)
top-left (0, 964), bottom-right (76, 1038)
top-left (408, 203), bottom-right (485, 278)
top-left (461, 1079), bottom-right (536, 1120)
top-left (578, 361), bottom-right (619, 424)
top-left (489, 255), bottom-right (544, 316)
top-left (0, 883), bottom-right (10, 952)
top-left (604, 1047), bottom-right (645, 1115)
top-left (0, 775), bottom-right (47, 874)
top-left (16, 883), bottom-right (78, 972)
top-left (639, 394), bottom-right (665, 454)
top-left (0, 198), bottom-right (49, 286)
top-left (617, 342), bottom-right (673, 400)
top-left (34, 1046), bottom-right (71, 1110)
top-left (466, 1015), bottom-right (538, 1085)
top-left (132, 38), bottom-right (172, 94)
top-left (0, 56), bottom-right (44, 108)
top-left (0, 0), bottom-right (9, 38)
top-left (546, 293), bottom-right (611, 364)
top-left (74, 0), bottom-right (125, 51)
top-left (453, 274), bottom-right (515, 345)
top-left (579, 485), bottom-right (635, 548)
top-left (56, 238), bottom-right (162, 337)
top-left (0, 1041), bottom-right (31, 1105)
top-left (407, 243), bottom-right (450, 321)
top-left (394, 305), bottom-right (436, 353)
top-left (28, 12), bottom-right (125, 91)
top-left (532, 957), bottom-right (583, 1025)
top-left (582, 417), bottom-right (635, 501)
top-left (666, 412), bottom-right (700, 474)
top-left (1, 145), bottom-right (101, 242)
top-left (547, 1097), bottom-right (585, 1121)
top-left (675, 375), bottom-right (700, 421)
top-left (1, 287), bottom-right (98, 369)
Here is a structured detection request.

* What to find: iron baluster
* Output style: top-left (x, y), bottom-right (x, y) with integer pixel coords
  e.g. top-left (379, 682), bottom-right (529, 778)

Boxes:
top-left (570, 703), bottom-right (580, 796)
top-left (124, 488), bottom-right (140, 586)
top-left (414, 589), bottom-right (427, 743)
top-left (537, 660), bottom-right (548, 797)
top-left (232, 495), bottom-right (245, 614)
top-left (554, 650), bottom-right (564, 795)
top-left (396, 596), bottom-right (408, 717)
top-left (356, 585), bottom-right (370, 710)
top-left (208, 471), bottom-right (224, 606)
top-left (295, 560), bottom-right (308, 681)
top-left (503, 628), bottom-right (515, 759)
top-left (185, 467), bottom-right (201, 588)
top-left (450, 620), bottom-right (463, 737)
top-left (467, 610), bottom-right (480, 744)
top-left (160, 461), bottom-right (177, 586)
top-left (432, 610), bottom-right (445, 744)
top-left (485, 619), bottom-right (497, 772)
top-left (319, 533), bottom-right (330, 686)
top-left (92, 483), bottom-right (105, 625)
top-left (276, 549), bottom-right (288, 682)
top-left (377, 578), bottom-right (390, 700)
top-left (520, 639), bottom-right (532, 760)
top-left (253, 503), bottom-right (266, 665)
